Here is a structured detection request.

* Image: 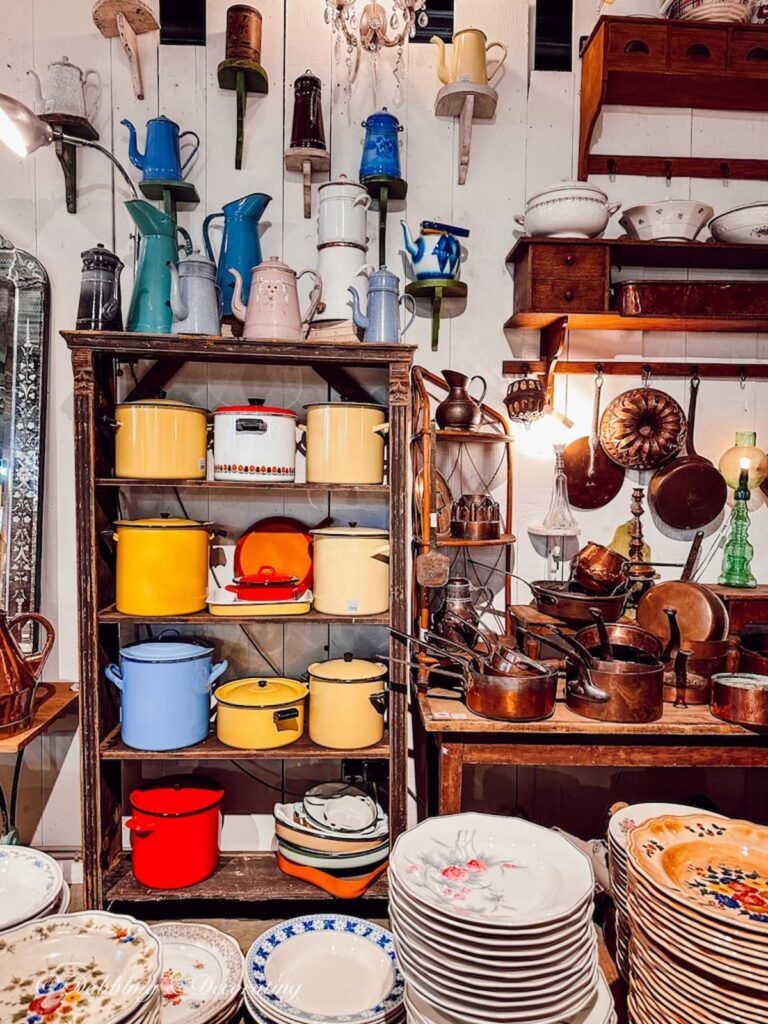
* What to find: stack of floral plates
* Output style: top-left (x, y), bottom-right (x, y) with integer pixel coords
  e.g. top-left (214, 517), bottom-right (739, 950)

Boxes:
top-left (0, 911), bottom-right (163, 1024)
top-left (244, 914), bottom-right (405, 1024)
top-left (0, 845), bottom-right (70, 934)
top-left (389, 813), bottom-right (608, 1024)
top-left (155, 923), bottom-right (244, 1024)
top-left (626, 813), bottom-right (768, 1024)
top-left (606, 802), bottom-right (720, 981)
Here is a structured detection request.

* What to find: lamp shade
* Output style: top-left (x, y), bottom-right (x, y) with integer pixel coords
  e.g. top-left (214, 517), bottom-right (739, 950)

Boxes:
top-left (0, 93), bottom-right (54, 157)
top-left (719, 431), bottom-right (768, 490)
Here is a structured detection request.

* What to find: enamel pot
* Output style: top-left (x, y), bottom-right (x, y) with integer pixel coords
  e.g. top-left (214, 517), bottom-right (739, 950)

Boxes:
top-left (106, 637), bottom-right (227, 752)
top-left (126, 777), bottom-right (224, 889)
top-left (214, 677), bottom-right (308, 749)
top-left (307, 653), bottom-right (388, 749)
top-left (113, 517), bottom-right (212, 616)
top-left (317, 175), bottom-right (371, 246)
top-left (300, 402), bottom-right (388, 484)
top-left (311, 526), bottom-right (390, 616)
top-left (213, 402), bottom-right (298, 481)
top-left (110, 399), bottom-right (208, 480)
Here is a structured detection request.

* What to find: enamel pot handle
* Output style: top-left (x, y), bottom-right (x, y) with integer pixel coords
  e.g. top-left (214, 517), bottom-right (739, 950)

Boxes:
top-left (179, 130), bottom-right (201, 173)
top-left (105, 663), bottom-right (123, 691)
top-left (126, 817), bottom-right (155, 836)
top-left (369, 691), bottom-right (388, 716)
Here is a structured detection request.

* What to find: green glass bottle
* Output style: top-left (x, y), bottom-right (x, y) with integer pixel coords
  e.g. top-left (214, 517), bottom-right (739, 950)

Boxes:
top-left (719, 467), bottom-right (757, 588)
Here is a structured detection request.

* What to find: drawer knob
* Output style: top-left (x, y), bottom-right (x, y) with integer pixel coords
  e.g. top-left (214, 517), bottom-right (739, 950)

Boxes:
top-left (564, 255), bottom-right (576, 267)
top-left (564, 289), bottom-right (575, 303)
top-left (624, 40), bottom-right (649, 55)
top-left (686, 44), bottom-right (711, 60)
top-left (748, 47), bottom-right (768, 62)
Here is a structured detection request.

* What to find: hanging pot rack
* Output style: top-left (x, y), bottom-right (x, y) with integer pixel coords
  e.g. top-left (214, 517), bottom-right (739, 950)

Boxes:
top-left (503, 360), bottom-right (768, 395)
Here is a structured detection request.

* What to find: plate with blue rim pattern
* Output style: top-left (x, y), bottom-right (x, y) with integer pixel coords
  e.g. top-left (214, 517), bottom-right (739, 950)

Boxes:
top-left (0, 846), bottom-right (63, 932)
top-left (245, 914), bottom-right (404, 1023)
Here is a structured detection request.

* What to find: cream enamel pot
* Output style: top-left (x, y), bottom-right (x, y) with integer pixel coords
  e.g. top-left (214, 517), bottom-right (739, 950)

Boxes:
top-left (307, 652), bottom-right (388, 749)
top-left (111, 399), bottom-right (208, 480)
top-left (311, 526), bottom-right (390, 616)
top-left (300, 403), bottom-right (388, 484)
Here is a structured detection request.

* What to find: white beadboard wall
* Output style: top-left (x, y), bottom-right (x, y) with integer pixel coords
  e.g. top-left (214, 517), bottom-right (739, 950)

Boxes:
top-left (2, 0), bottom-right (768, 851)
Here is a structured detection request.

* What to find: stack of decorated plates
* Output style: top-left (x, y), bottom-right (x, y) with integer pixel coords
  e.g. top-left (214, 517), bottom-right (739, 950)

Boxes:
top-left (155, 923), bottom-right (244, 1024)
top-left (626, 812), bottom-right (768, 1024)
top-left (0, 845), bottom-right (70, 934)
top-left (0, 911), bottom-right (163, 1023)
top-left (607, 802), bottom-right (720, 981)
top-left (389, 812), bottom-right (610, 1024)
top-left (244, 914), bottom-right (405, 1024)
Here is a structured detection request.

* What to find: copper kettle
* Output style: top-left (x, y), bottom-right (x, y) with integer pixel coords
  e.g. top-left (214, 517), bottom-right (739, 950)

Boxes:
top-left (0, 612), bottom-right (55, 734)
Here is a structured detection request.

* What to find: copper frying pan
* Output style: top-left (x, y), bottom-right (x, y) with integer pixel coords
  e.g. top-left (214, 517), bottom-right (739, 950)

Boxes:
top-left (563, 373), bottom-right (624, 510)
top-left (647, 376), bottom-right (727, 530)
top-left (636, 581), bottom-right (729, 643)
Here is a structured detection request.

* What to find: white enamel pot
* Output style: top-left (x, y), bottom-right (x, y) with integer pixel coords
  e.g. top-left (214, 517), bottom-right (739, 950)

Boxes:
top-left (315, 245), bottom-right (373, 322)
top-left (311, 526), bottom-right (390, 617)
top-left (213, 403), bottom-right (298, 481)
top-left (317, 175), bottom-right (372, 246)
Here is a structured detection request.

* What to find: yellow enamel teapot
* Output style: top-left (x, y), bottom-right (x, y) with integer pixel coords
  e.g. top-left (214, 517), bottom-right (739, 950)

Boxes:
top-left (431, 28), bottom-right (507, 88)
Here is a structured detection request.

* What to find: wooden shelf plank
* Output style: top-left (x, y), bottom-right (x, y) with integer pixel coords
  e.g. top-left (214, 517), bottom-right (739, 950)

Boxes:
top-left (506, 237), bottom-right (768, 272)
top-left (505, 312), bottom-right (768, 333)
top-left (96, 479), bottom-right (390, 494)
top-left (413, 429), bottom-right (514, 445)
top-left (503, 360), bottom-right (768, 380)
top-left (417, 534), bottom-right (517, 548)
top-left (588, 155), bottom-right (768, 183)
top-left (100, 725), bottom-right (390, 760)
top-left (105, 851), bottom-right (389, 902)
top-left (0, 683), bottom-right (78, 754)
top-left (97, 605), bottom-right (391, 626)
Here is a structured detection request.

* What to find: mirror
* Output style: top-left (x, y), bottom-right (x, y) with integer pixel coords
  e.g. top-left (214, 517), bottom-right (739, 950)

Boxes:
top-left (0, 233), bottom-right (49, 622)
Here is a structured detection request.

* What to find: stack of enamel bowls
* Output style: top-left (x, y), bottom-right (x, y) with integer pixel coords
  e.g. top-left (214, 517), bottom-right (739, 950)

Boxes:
top-left (244, 914), bottom-right (405, 1023)
top-left (607, 801), bottom-right (722, 981)
top-left (389, 813), bottom-right (612, 1024)
top-left (315, 174), bottom-right (372, 322)
top-left (0, 846), bottom-right (70, 935)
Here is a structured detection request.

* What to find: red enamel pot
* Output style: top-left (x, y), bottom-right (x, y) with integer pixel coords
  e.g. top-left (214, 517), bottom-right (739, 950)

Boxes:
top-left (127, 777), bottom-right (224, 889)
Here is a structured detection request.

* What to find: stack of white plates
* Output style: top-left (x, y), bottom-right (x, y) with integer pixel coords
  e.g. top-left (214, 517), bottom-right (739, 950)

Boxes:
top-left (607, 802), bottom-right (720, 981)
top-left (0, 845), bottom-right (70, 934)
top-left (626, 812), bottom-right (768, 1024)
top-left (244, 914), bottom-right (405, 1024)
top-left (0, 911), bottom-right (163, 1023)
top-left (155, 923), bottom-right (244, 1024)
top-left (389, 812), bottom-right (612, 1024)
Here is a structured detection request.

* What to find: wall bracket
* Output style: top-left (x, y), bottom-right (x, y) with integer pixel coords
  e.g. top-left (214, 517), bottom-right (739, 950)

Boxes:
top-left (92, 0), bottom-right (159, 101)
top-left (217, 60), bottom-right (269, 169)
top-left (39, 114), bottom-right (99, 215)
top-left (284, 147), bottom-right (330, 218)
top-left (435, 82), bottom-right (497, 186)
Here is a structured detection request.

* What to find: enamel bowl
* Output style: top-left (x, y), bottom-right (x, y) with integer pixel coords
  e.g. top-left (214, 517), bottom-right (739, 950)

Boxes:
top-left (709, 203), bottom-right (768, 244)
top-left (516, 181), bottom-right (621, 239)
top-left (619, 200), bottom-right (714, 241)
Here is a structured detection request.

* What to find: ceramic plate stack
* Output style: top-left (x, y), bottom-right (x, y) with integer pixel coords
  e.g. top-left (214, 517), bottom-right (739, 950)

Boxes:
top-left (626, 813), bottom-right (768, 1024)
top-left (0, 845), bottom-right (71, 934)
top-left (0, 911), bottom-right (163, 1024)
top-left (389, 812), bottom-right (612, 1024)
top-left (155, 923), bottom-right (244, 1024)
top-left (244, 914), bottom-right (405, 1024)
top-left (606, 802), bottom-right (720, 981)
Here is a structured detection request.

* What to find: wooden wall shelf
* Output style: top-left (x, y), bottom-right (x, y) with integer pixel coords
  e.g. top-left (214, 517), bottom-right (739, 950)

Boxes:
top-left (97, 605), bottom-right (391, 626)
top-left (96, 479), bottom-right (390, 495)
top-left (579, 16), bottom-right (768, 181)
top-left (0, 683), bottom-right (78, 755)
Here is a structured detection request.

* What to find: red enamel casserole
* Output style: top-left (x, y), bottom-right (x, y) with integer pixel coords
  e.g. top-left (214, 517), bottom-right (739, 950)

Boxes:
top-left (225, 564), bottom-right (301, 601)
top-left (126, 777), bottom-right (224, 889)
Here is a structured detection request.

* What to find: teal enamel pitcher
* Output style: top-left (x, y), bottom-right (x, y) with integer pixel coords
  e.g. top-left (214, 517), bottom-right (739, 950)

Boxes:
top-left (126, 201), bottom-right (193, 334)
top-left (203, 193), bottom-right (271, 317)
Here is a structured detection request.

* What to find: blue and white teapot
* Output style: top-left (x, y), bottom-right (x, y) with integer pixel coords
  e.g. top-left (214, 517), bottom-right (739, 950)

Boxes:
top-left (401, 220), bottom-right (469, 281)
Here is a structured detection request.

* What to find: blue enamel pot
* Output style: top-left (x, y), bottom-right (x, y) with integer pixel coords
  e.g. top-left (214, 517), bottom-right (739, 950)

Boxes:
top-left (106, 637), bottom-right (228, 751)
top-left (359, 108), bottom-right (404, 180)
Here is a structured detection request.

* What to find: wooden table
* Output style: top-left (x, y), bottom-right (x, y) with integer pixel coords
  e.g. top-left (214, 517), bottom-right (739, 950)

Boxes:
top-left (415, 687), bottom-right (768, 817)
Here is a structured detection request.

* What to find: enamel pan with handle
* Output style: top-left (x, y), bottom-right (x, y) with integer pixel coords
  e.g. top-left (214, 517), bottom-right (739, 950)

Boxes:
top-left (647, 376), bottom-right (727, 530)
top-left (563, 371), bottom-right (625, 510)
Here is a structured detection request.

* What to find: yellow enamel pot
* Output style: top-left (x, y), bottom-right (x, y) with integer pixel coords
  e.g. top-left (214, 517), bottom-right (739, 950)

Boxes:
top-left (300, 403), bottom-right (388, 484)
top-left (311, 526), bottom-right (390, 617)
top-left (113, 399), bottom-right (208, 480)
top-left (114, 518), bottom-right (211, 615)
top-left (308, 653), bottom-right (388, 749)
top-left (214, 677), bottom-right (308, 749)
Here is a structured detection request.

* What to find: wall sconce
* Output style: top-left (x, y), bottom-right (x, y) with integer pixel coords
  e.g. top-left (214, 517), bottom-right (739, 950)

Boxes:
top-left (325, 0), bottom-right (428, 102)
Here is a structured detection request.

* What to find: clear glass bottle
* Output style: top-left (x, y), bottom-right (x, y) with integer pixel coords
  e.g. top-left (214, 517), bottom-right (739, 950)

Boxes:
top-left (542, 444), bottom-right (579, 533)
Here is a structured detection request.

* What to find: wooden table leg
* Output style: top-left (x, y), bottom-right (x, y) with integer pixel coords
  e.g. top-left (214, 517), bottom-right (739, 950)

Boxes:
top-left (439, 742), bottom-right (464, 815)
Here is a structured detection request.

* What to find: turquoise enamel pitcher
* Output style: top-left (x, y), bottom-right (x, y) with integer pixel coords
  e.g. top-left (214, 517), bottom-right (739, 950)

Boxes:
top-left (203, 193), bottom-right (271, 317)
top-left (125, 201), bottom-right (192, 334)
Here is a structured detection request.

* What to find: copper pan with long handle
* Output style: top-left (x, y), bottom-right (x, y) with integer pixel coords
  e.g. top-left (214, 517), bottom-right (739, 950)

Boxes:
top-left (563, 371), bottom-right (624, 510)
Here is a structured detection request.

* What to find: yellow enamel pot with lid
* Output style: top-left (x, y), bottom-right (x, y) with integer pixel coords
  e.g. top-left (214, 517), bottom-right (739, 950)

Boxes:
top-left (311, 525), bottom-right (391, 617)
top-left (300, 403), bottom-right (388, 484)
top-left (307, 652), bottom-right (388, 749)
top-left (113, 517), bottom-right (212, 616)
top-left (215, 677), bottom-right (308, 749)
top-left (112, 399), bottom-right (209, 480)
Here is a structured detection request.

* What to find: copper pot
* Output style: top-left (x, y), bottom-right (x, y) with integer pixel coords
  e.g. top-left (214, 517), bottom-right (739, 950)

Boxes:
top-left (711, 673), bottom-right (768, 730)
top-left (529, 580), bottom-right (629, 625)
top-left (575, 621), bottom-right (662, 665)
top-left (450, 493), bottom-right (501, 541)
top-left (565, 658), bottom-right (664, 723)
top-left (570, 542), bottom-right (629, 596)
top-left (0, 611), bottom-right (56, 734)
top-left (465, 664), bottom-right (557, 722)
top-left (663, 649), bottom-right (710, 707)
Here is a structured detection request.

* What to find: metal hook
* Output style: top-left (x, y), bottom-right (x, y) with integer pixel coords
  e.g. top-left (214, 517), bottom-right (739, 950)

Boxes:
top-left (595, 362), bottom-right (604, 388)
top-left (641, 364), bottom-right (652, 387)
top-left (740, 369), bottom-right (747, 391)
top-left (664, 161), bottom-right (673, 188)
top-left (690, 368), bottom-right (700, 390)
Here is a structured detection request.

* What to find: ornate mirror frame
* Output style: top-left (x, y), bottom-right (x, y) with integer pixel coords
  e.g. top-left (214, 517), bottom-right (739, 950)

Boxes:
top-left (0, 233), bottom-right (50, 617)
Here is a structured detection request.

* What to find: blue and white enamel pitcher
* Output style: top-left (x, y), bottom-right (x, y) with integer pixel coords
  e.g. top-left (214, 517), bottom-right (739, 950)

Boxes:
top-left (121, 115), bottom-right (200, 182)
top-left (402, 220), bottom-right (469, 281)
top-left (359, 108), bottom-right (404, 180)
top-left (349, 267), bottom-right (416, 344)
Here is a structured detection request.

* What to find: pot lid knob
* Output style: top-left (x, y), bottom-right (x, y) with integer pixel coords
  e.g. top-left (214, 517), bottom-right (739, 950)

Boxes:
top-left (257, 679), bottom-right (268, 688)
top-left (344, 652), bottom-right (354, 662)
top-left (248, 398), bottom-right (265, 406)
top-left (348, 522), bottom-right (357, 528)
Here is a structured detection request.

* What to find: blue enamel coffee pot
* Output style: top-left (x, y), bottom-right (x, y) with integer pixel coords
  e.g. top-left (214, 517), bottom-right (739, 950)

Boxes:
top-left (359, 108), bottom-right (404, 180)
top-left (121, 115), bottom-right (200, 182)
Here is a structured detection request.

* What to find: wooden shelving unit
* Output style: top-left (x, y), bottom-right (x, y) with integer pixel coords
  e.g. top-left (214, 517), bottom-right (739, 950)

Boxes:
top-left (63, 330), bottom-right (413, 910)
top-left (579, 16), bottom-right (768, 181)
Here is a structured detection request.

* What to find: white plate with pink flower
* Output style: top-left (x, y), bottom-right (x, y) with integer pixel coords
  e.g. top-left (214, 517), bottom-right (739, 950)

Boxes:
top-left (154, 923), bottom-right (243, 1024)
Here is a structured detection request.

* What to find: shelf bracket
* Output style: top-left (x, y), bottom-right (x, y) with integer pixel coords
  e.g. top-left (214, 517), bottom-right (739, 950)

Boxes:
top-left (92, 1), bottom-right (159, 101)
top-left (541, 317), bottom-right (568, 404)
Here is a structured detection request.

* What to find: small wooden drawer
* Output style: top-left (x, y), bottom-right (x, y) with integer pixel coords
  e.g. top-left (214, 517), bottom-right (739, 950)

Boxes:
top-left (668, 26), bottom-right (727, 72)
top-left (527, 277), bottom-right (607, 314)
top-left (729, 30), bottom-right (768, 75)
top-left (530, 244), bottom-right (607, 280)
top-left (607, 22), bottom-right (667, 70)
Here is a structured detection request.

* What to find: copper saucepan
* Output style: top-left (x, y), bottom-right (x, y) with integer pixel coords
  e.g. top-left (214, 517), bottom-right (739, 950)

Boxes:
top-left (711, 673), bottom-right (768, 730)
top-left (570, 542), bottom-right (630, 596)
top-left (528, 580), bottom-right (629, 625)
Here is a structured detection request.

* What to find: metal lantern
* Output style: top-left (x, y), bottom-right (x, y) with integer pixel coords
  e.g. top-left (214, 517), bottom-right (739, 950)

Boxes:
top-left (504, 375), bottom-right (547, 426)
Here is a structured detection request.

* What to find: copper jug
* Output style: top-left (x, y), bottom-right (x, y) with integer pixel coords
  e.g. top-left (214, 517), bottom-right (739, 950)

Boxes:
top-left (0, 612), bottom-right (55, 735)
top-left (435, 370), bottom-right (487, 431)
